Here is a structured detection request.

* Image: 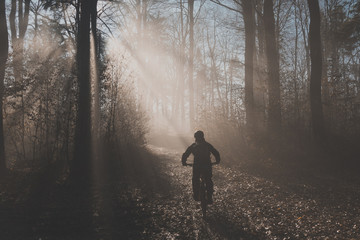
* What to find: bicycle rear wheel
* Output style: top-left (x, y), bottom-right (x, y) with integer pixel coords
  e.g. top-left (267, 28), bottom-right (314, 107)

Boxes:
top-left (199, 179), bottom-right (207, 218)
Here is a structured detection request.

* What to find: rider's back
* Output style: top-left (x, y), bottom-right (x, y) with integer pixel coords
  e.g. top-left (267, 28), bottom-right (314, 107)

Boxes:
top-left (191, 142), bottom-right (213, 165)
top-left (183, 139), bottom-right (220, 167)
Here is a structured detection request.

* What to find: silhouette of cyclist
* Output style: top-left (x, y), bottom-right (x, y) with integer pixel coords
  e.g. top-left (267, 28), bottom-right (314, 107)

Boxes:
top-left (182, 130), bottom-right (220, 204)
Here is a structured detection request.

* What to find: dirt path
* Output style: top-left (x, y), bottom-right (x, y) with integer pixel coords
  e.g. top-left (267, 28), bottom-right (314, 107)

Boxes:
top-left (1, 145), bottom-right (359, 239)
top-left (115, 145), bottom-right (360, 240)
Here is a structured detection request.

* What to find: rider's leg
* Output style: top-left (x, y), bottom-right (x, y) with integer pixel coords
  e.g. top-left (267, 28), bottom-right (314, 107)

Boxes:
top-left (204, 166), bottom-right (214, 204)
top-left (192, 166), bottom-right (200, 201)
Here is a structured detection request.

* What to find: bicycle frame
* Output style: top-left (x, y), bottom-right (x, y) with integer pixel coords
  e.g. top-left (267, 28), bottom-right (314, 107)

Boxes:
top-left (186, 162), bottom-right (217, 219)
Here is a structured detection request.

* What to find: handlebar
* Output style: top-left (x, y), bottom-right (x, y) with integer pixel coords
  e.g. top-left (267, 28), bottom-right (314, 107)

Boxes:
top-left (184, 162), bottom-right (218, 167)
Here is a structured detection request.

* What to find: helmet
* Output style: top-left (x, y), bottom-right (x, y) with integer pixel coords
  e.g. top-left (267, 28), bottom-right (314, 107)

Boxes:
top-left (194, 130), bottom-right (204, 140)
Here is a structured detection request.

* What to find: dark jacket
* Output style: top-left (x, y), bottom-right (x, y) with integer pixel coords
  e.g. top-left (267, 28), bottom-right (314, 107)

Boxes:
top-left (182, 140), bottom-right (220, 166)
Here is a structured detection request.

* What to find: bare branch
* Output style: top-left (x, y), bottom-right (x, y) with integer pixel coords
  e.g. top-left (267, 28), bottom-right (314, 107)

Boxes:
top-left (209, 0), bottom-right (241, 13)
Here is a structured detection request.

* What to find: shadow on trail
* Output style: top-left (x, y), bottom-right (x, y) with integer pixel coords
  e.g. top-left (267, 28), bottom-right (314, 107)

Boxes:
top-left (205, 212), bottom-right (267, 240)
top-left (119, 146), bottom-right (173, 196)
top-left (92, 145), bottom-right (174, 239)
top-left (0, 145), bottom-right (173, 240)
top-left (243, 157), bottom-right (360, 210)
top-left (0, 172), bottom-right (95, 240)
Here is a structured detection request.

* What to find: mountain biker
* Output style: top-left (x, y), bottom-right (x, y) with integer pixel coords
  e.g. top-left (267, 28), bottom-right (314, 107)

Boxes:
top-left (182, 130), bottom-right (220, 204)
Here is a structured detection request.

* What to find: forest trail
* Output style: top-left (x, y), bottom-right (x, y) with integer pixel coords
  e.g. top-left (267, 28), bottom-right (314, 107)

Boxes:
top-left (93, 144), bottom-right (360, 240)
top-left (1, 144), bottom-right (360, 239)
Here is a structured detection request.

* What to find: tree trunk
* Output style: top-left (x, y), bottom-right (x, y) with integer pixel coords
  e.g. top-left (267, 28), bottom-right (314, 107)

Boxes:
top-left (90, 0), bottom-right (100, 139)
top-left (242, 0), bottom-right (255, 132)
top-left (73, 0), bottom-right (93, 183)
top-left (294, 1), bottom-right (300, 126)
top-left (254, 1), bottom-right (266, 132)
top-left (173, 44), bottom-right (185, 127)
top-left (307, 0), bottom-right (324, 140)
top-left (0, 0), bottom-right (8, 173)
top-left (188, 0), bottom-right (195, 130)
top-left (180, 0), bottom-right (186, 126)
top-left (229, 59), bottom-right (234, 119)
top-left (264, 0), bottom-right (282, 135)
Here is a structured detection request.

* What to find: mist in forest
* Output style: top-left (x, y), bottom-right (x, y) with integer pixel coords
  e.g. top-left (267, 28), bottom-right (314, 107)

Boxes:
top-left (0, 0), bottom-right (360, 239)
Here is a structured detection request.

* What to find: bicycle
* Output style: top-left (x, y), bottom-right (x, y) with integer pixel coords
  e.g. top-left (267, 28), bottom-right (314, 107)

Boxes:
top-left (185, 162), bottom-right (217, 219)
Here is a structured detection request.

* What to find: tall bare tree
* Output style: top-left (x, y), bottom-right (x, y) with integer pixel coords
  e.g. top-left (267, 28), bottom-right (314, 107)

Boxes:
top-left (241, 0), bottom-right (255, 132)
top-left (0, 0), bottom-right (8, 173)
top-left (90, 0), bottom-right (100, 140)
top-left (188, 0), bottom-right (195, 129)
top-left (307, 0), bottom-right (324, 140)
top-left (179, 0), bottom-right (186, 125)
top-left (264, 0), bottom-right (282, 135)
top-left (72, 0), bottom-right (93, 183)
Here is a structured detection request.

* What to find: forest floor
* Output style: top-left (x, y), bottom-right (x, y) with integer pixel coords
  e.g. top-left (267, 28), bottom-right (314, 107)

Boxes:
top-left (0, 143), bottom-right (360, 239)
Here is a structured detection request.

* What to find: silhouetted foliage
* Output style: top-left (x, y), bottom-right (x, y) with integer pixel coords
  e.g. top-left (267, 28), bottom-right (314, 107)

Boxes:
top-left (0, 0), bottom-right (360, 239)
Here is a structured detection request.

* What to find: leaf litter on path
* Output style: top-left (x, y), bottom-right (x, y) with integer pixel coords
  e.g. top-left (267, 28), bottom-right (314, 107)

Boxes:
top-left (125, 145), bottom-right (360, 239)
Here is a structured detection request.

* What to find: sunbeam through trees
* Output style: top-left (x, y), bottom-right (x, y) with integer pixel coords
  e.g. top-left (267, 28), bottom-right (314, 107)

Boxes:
top-left (0, 0), bottom-right (360, 239)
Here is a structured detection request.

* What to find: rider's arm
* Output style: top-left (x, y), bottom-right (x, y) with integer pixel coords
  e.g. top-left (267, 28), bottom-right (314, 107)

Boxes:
top-left (181, 145), bottom-right (193, 166)
top-left (209, 144), bottom-right (220, 164)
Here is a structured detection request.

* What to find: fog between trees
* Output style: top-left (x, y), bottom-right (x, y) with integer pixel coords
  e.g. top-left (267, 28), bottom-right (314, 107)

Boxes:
top-left (0, 0), bottom-right (359, 177)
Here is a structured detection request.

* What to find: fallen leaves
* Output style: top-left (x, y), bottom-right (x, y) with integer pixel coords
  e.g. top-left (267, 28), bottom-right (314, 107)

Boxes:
top-left (2, 145), bottom-right (359, 239)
